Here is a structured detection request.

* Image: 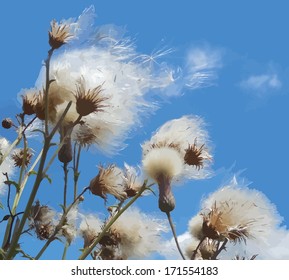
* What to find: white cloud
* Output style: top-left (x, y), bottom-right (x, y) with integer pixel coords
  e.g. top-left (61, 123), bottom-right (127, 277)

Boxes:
top-left (185, 46), bottom-right (223, 89)
top-left (161, 227), bottom-right (289, 260)
top-left (240, 73), bottom-right (282, 93)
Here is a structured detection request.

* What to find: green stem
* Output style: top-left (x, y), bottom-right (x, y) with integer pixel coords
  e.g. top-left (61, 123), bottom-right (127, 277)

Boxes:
top-left (1, 149), bottom-right (43, 249)
top-left (78, 181), bottom-right (150, 260)
top-left (44, 48), bottom-right (54, 136)
top-left (62, 241), bottom-right (70, 260)
top-left (73, 144), bottom-right (81, 200)
top-left (63, 162), bottom-right (69, 209)
top-left (5, 140), bottom-right (50, 259)
top-left (35, 187), bottom-right (89, 260)
top-left (166, 211), bottom-right (186, 260)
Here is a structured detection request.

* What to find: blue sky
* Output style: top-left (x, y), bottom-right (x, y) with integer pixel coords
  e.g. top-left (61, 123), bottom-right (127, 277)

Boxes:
top-left (0, 0), bottom-right (289, 259)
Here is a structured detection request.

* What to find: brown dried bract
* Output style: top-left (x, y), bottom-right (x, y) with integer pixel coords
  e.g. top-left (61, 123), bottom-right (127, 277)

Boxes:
top-left (184, 138), bottom-right (207, 169)
top-left (49, 20), bottom-right (72, 49)
top-left (75, 82), bottom-right (108, 117)
top-left (11, 148), bottom-right (33, 168)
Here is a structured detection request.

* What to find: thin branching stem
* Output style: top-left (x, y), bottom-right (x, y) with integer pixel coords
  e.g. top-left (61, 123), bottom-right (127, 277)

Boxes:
top-left (5, 140), bottom-right (50, 259)
top-left (211, 238), bottom-right (228, 260)
top-left (166, 211), bottom-right (186, 260)
top-left (34, 187), bottom-right (90, 260)
top-left (1, 149), bottom-right (43, 249)
top-left (78, 182), bottom-right (151, 260)
top-left (190, 236), bottom-right (206, 260)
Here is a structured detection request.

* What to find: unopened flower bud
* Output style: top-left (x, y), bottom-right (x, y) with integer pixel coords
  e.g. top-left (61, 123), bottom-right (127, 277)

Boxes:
top-left (157, 174), bottom-right (175, 213)
top-left (2, 118), bottom-right (13, 129)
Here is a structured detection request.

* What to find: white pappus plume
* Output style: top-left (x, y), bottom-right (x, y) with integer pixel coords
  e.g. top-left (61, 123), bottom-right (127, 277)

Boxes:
top-left (108, 208), bottom-right (168, 259)
top-left (30, 6), bottom-right (176, 156)
top-left (79, 214), bottom-right (102, 248)
top-left (141, 115), bottom-right (212, 212)
top-left (188, 177), bottom-right (282, 247)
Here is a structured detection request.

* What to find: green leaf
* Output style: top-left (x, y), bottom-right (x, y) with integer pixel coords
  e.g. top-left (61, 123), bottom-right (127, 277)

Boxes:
top-left (31, 129), bottom-right (46, 136)
top-left (28, 170), bottom-right (37, 176)
top-left (146, 187), bottom-right (156, 196)
top-left (43, 174), bottom-right (52, 184)
top-left (59, 204), bottom-right (66, 213)
top-left (4, 180), bottom-right (20, 192)
top-left (0, 201), bottom-right (3, 210)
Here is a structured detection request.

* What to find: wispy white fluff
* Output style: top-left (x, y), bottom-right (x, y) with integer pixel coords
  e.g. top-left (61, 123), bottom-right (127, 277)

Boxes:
top-left (142, 147), bottom-right (184, 180)
top-left (58, 205), bottom-right (79, 243)
top-left (185, 46), bottom-right (222, 89)
top-left (161, 176), bottom-right (286, 260)
top-left (33, 7), bottom-right (175, 155)
top-left (185, 177), bottom-right (281, 245)
top-left (0, 137), bottom-right (15, 194)
top-left (79, 214), bottom-right (102, 247)
top-left (123, 163), bottom-right (145, 193)
top-left (111, 207), bottom-right (168, 259)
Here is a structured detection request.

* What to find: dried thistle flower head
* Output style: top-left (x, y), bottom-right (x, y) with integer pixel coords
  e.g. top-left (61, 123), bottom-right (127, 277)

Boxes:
top-left (22, 90), bottom-right (37, 115)
top-left (188, 177), bottom-right (282, 244)
top-left (88, 164), bottom-right (127, 201)
top-left (33, 91), bottom-right (47, 121)
top-left (142, 115), bottom-right (212, 213)
top-left (49, 20), bottom-right (72, 49)
top-left (142, 116), bottom-right (212, 183)
top-left (75, 81), bottom-right (107, 117)
top-left (122, 163), bottom-right (144, 198)
top-left (11, 148), bottom-right (33, 168)
top-left (79, 214), bottom-right (102, 248)
top-left (59, 205), bottom-right (78, 244)
top-left (29, 201), bottom-right (56, 240)
top-left (184, 139), bottom-right (211, 170)
top-left (105, 208), bottom-right (168, 259)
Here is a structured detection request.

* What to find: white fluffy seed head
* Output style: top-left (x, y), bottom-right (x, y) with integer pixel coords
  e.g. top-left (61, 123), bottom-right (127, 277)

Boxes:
top-left (142, 147), bottom-right (184, 181)
top-left (110, 208), bottom-right (168, 259)
top-left (188, 177), bottom-right (282, 243)
top-left (188, 214), bottom-right (204, 240)
top-left (142, 115), bottom-right (212, 182)
top-left (79, 214), bottom-right (102, 248)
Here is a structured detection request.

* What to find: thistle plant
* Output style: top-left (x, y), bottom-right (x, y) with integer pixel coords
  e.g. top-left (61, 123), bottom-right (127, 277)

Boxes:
top-left (0, 7), bottom-right (285, 260)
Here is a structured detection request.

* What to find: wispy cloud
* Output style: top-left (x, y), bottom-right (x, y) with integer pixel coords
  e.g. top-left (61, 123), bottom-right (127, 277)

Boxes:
top-left (184, 45), bottom-right (223, 89)
top-left (240, 73), bottom-right (282, 93)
